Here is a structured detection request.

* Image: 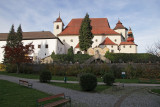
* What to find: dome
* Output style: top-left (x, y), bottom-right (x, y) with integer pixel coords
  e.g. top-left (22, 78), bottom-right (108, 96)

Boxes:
top-left (127, 37), bottom-right (134, 42)
top-left (55, 16), bottom-right (62, 22)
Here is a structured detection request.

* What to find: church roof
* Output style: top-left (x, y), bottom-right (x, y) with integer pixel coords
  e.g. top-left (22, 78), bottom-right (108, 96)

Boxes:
top-left (100, 37), bottom-right (117, 45)
top-left (120, 42), bottom-right (137, 45)
top-left (58, 18), bottom-right (120, 36)
top-left (0, 31), bottom-right (57, 41)
top-left (114, 20), bottom-right (127, 30)
top-left (75, 43), bottom-right (80, 48)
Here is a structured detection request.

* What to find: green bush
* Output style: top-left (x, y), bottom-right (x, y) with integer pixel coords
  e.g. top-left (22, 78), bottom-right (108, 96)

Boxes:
top-left (39, 70), bottom-right (52, 83)
top-left (103, 73), bottom-right (115, 86)
top-left (79, 73), bottom-right (97, 91)
top-left (105, 52), bottom-right (159, 63)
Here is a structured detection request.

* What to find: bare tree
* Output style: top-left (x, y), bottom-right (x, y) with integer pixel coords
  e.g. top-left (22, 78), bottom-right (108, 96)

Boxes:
top-left (146, 40), bottom-right (160, 57)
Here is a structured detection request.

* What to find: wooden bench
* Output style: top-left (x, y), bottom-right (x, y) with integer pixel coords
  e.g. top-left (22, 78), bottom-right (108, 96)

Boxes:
top-left (37, 93), bottom-right (71, 107)
top-left (19, 80), bottom-right (32, 88)
top-left (112, 82), bottom-right (124, 91)
top-left (139, 78), bottom-right (150, 83)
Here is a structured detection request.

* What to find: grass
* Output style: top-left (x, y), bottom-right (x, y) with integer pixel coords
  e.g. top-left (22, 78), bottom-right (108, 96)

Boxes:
top-left (49, 82), bottom-right (110, 93)
top-left (1, 71), bottom-right (159, 84)
top-left (151, 89), bottom-right (160, 94)
top-left (0, 79), bottom-right (52, 107)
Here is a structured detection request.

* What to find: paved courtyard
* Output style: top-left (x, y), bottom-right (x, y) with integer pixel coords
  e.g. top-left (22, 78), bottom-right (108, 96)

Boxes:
top-left (0, 75), bottom-right (160, 107)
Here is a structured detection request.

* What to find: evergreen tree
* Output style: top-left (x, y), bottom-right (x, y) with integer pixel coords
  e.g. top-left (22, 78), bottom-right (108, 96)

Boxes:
top-left (16, 25), bottom-right (23, 45)
top-left (67, 46), bottom-right (74, 62)
top-left (79, 13), bottom-right (93, 53)
top-left (3, 25), bottom-right (34, 73)
top-left (6, 25), bottom-right (16, 47)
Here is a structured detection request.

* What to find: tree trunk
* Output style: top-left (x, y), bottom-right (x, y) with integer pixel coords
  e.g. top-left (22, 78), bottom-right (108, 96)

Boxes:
top-left (84, 50), bottom-right (87, 54)
top-left (16, 63), bottom-right (20, 74)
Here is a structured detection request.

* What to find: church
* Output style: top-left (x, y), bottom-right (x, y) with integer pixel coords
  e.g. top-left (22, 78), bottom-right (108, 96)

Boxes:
top-left (0, 15), bottom-right (137, 63)
top-left (54, 15), bottom-right (137, 55)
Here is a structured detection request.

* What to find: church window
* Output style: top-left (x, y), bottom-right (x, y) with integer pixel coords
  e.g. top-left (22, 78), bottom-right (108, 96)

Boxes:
top-left (111, 45), bottom-right (113, 48)
top-left (115, 39), bottom-right (117, 42)
top-left (95, 39), bottom-right (98, 42)
top-left (123, 45), bottom-right (125, 48)
top-left (130, 45), bottom-right (132, 48)
top-left (70, 39), bottom-right (73, 42)
top-left (38, 45), bottom-right (41, 48)
top-left (45, 44), bottom-right (48, 48)
top-left (111, 50), bottom-right (114, 53)
top-left (56, 25), bottom-right (59, 29)
top-left (63, 39), bottom-right (65, 42)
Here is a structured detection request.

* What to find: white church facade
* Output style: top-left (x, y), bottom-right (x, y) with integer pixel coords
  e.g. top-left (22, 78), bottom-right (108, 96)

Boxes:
top-left (0, 15), bottom-right (137, 63)
top-left (54, 16), bottom-right (137, 54)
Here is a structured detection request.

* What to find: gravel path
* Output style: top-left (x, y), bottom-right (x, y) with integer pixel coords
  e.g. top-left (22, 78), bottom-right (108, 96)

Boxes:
top-left (0, 75), bottom-right (119, 107)
top-left (0, 75), bottom-right (160, 107)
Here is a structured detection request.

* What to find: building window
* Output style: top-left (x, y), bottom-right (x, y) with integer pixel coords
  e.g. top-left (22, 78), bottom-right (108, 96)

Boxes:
top-left (95, 39), bottom-right (98, 42)
top-left (70, 39), bottom-right (73, 42)
top-left (123, 45), bottom-right (125, 48)
top-left (56, 25), bottom-right (59, 29)
top-left (130, 45), bottom-right (132, 48)
top-left (45, 44), bottom-right (48, 48)
top-left (111, 45), bottom-right (113, 48)
top-left (38, 45), bottom-right (41, 48)
top-left (63, 39), bottom-right (65, 42)
top-left (115, 39), bottom-right (117, 42)
top-left (111, 50), bottom-right (114, 53)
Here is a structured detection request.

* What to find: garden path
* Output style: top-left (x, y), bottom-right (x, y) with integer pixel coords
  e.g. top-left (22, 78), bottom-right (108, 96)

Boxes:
top-left (0, 75), bottom-right (160, 107)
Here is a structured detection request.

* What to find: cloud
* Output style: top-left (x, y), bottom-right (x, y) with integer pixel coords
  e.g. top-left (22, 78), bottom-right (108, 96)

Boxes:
top-left (0, 0), bottom-right (160, 53)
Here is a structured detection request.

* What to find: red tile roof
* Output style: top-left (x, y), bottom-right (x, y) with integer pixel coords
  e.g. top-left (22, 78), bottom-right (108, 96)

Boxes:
top-left (120, 42), bottom-right (137, 45)
top-left (75, 43), bottom-right (79, 48)
top-left (100, 37), bottom-right (117, 45)
top-left (0, 31), bottom-right (57, 41)
top-left (58, 18), bottom-right (120, 36)
top-left (114, 20), bottom-right (127, 30)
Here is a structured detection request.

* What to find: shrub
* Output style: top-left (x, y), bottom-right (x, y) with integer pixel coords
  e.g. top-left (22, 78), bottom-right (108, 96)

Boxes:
top-left (103, 73), bottom-right (115, 86)
top-left (79, 73), bottom-right (97, 91)
top-left (39, 70), bottom-right (52, 83)
top-left (110, 65), bottom-right (121, 78)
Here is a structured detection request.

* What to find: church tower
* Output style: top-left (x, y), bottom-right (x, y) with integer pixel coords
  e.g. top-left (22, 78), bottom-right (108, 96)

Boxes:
top-left (53, 14), bottom-right (64, 36)
top-left (127, 27), bottom-right (134, 42)
top-left (114, 20), bottom-right (128, 40)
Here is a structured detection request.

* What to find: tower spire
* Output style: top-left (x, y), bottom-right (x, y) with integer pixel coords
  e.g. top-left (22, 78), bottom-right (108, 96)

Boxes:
top-left (59, 11), bottom-right (60, 18)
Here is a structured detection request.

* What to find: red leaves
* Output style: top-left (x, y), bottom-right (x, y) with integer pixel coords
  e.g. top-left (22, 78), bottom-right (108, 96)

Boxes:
top-left (3, 42), bottom-right (34, 64)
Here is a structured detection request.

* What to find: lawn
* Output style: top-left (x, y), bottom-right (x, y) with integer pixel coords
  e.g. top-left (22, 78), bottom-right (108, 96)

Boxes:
top-left (1, 71), bottom-right (159, 84)
top-left (49, 82), bottom-right (110, 93)
top-left (0, 80), bottom-right (51, 107)
top-left (151, 89), bottom-right (160, 94)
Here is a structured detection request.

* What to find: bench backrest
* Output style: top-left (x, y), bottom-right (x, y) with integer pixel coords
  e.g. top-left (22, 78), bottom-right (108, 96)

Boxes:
top-left (19, 80), bottom-right (28, 83)
top-left (37, 93), bottom-right (65, 103)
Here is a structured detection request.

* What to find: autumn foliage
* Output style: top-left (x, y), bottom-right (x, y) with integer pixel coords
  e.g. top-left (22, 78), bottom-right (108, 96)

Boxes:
top-left (3, 43), bottom-right (34, 64)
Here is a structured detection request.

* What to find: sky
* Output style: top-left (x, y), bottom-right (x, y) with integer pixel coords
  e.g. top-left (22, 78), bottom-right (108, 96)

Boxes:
top-left (0, 0), bottom-right (160, 53)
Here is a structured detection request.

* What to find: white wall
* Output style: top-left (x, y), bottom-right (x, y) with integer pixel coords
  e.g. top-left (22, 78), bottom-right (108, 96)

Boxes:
top-left (58, 36), bottom-right (79, 53)
top-left (58, 35), bottom-right (121, 53)
top-left (114, 29), bottom-right (127, 40)
top-left (0, 38), bottom-right (64, 63)
top-left (119, 45), bottom-right (137, 53)
top-left (0, 41), bottom-right (7, 63)
top-left (99, 45), bottom-right (119, 53)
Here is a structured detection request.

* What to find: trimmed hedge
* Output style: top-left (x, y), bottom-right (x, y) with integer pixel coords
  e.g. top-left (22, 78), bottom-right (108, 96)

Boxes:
top-left (51, 54), bottom-right (92, 63)
top-left (105, 53), bottom-right (159, 63)
top-left (39, 71), bottom-right (52, 83)
top-left (103, 73), bottom-right (115, 86)
top-left (79, 73), bottom-right (97, 91)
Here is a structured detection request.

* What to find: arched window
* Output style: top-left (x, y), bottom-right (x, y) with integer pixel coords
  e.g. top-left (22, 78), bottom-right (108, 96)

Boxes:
top-left (56, 25), bottom-right (59, 29)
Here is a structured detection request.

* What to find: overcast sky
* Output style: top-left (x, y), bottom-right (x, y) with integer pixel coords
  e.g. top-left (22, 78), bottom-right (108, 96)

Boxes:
top-left (0, 0), bottom-right (160, 53)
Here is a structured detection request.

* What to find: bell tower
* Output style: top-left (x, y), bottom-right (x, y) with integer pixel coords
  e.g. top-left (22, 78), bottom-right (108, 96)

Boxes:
top-left (53, 13), bottom-right (64, 36)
